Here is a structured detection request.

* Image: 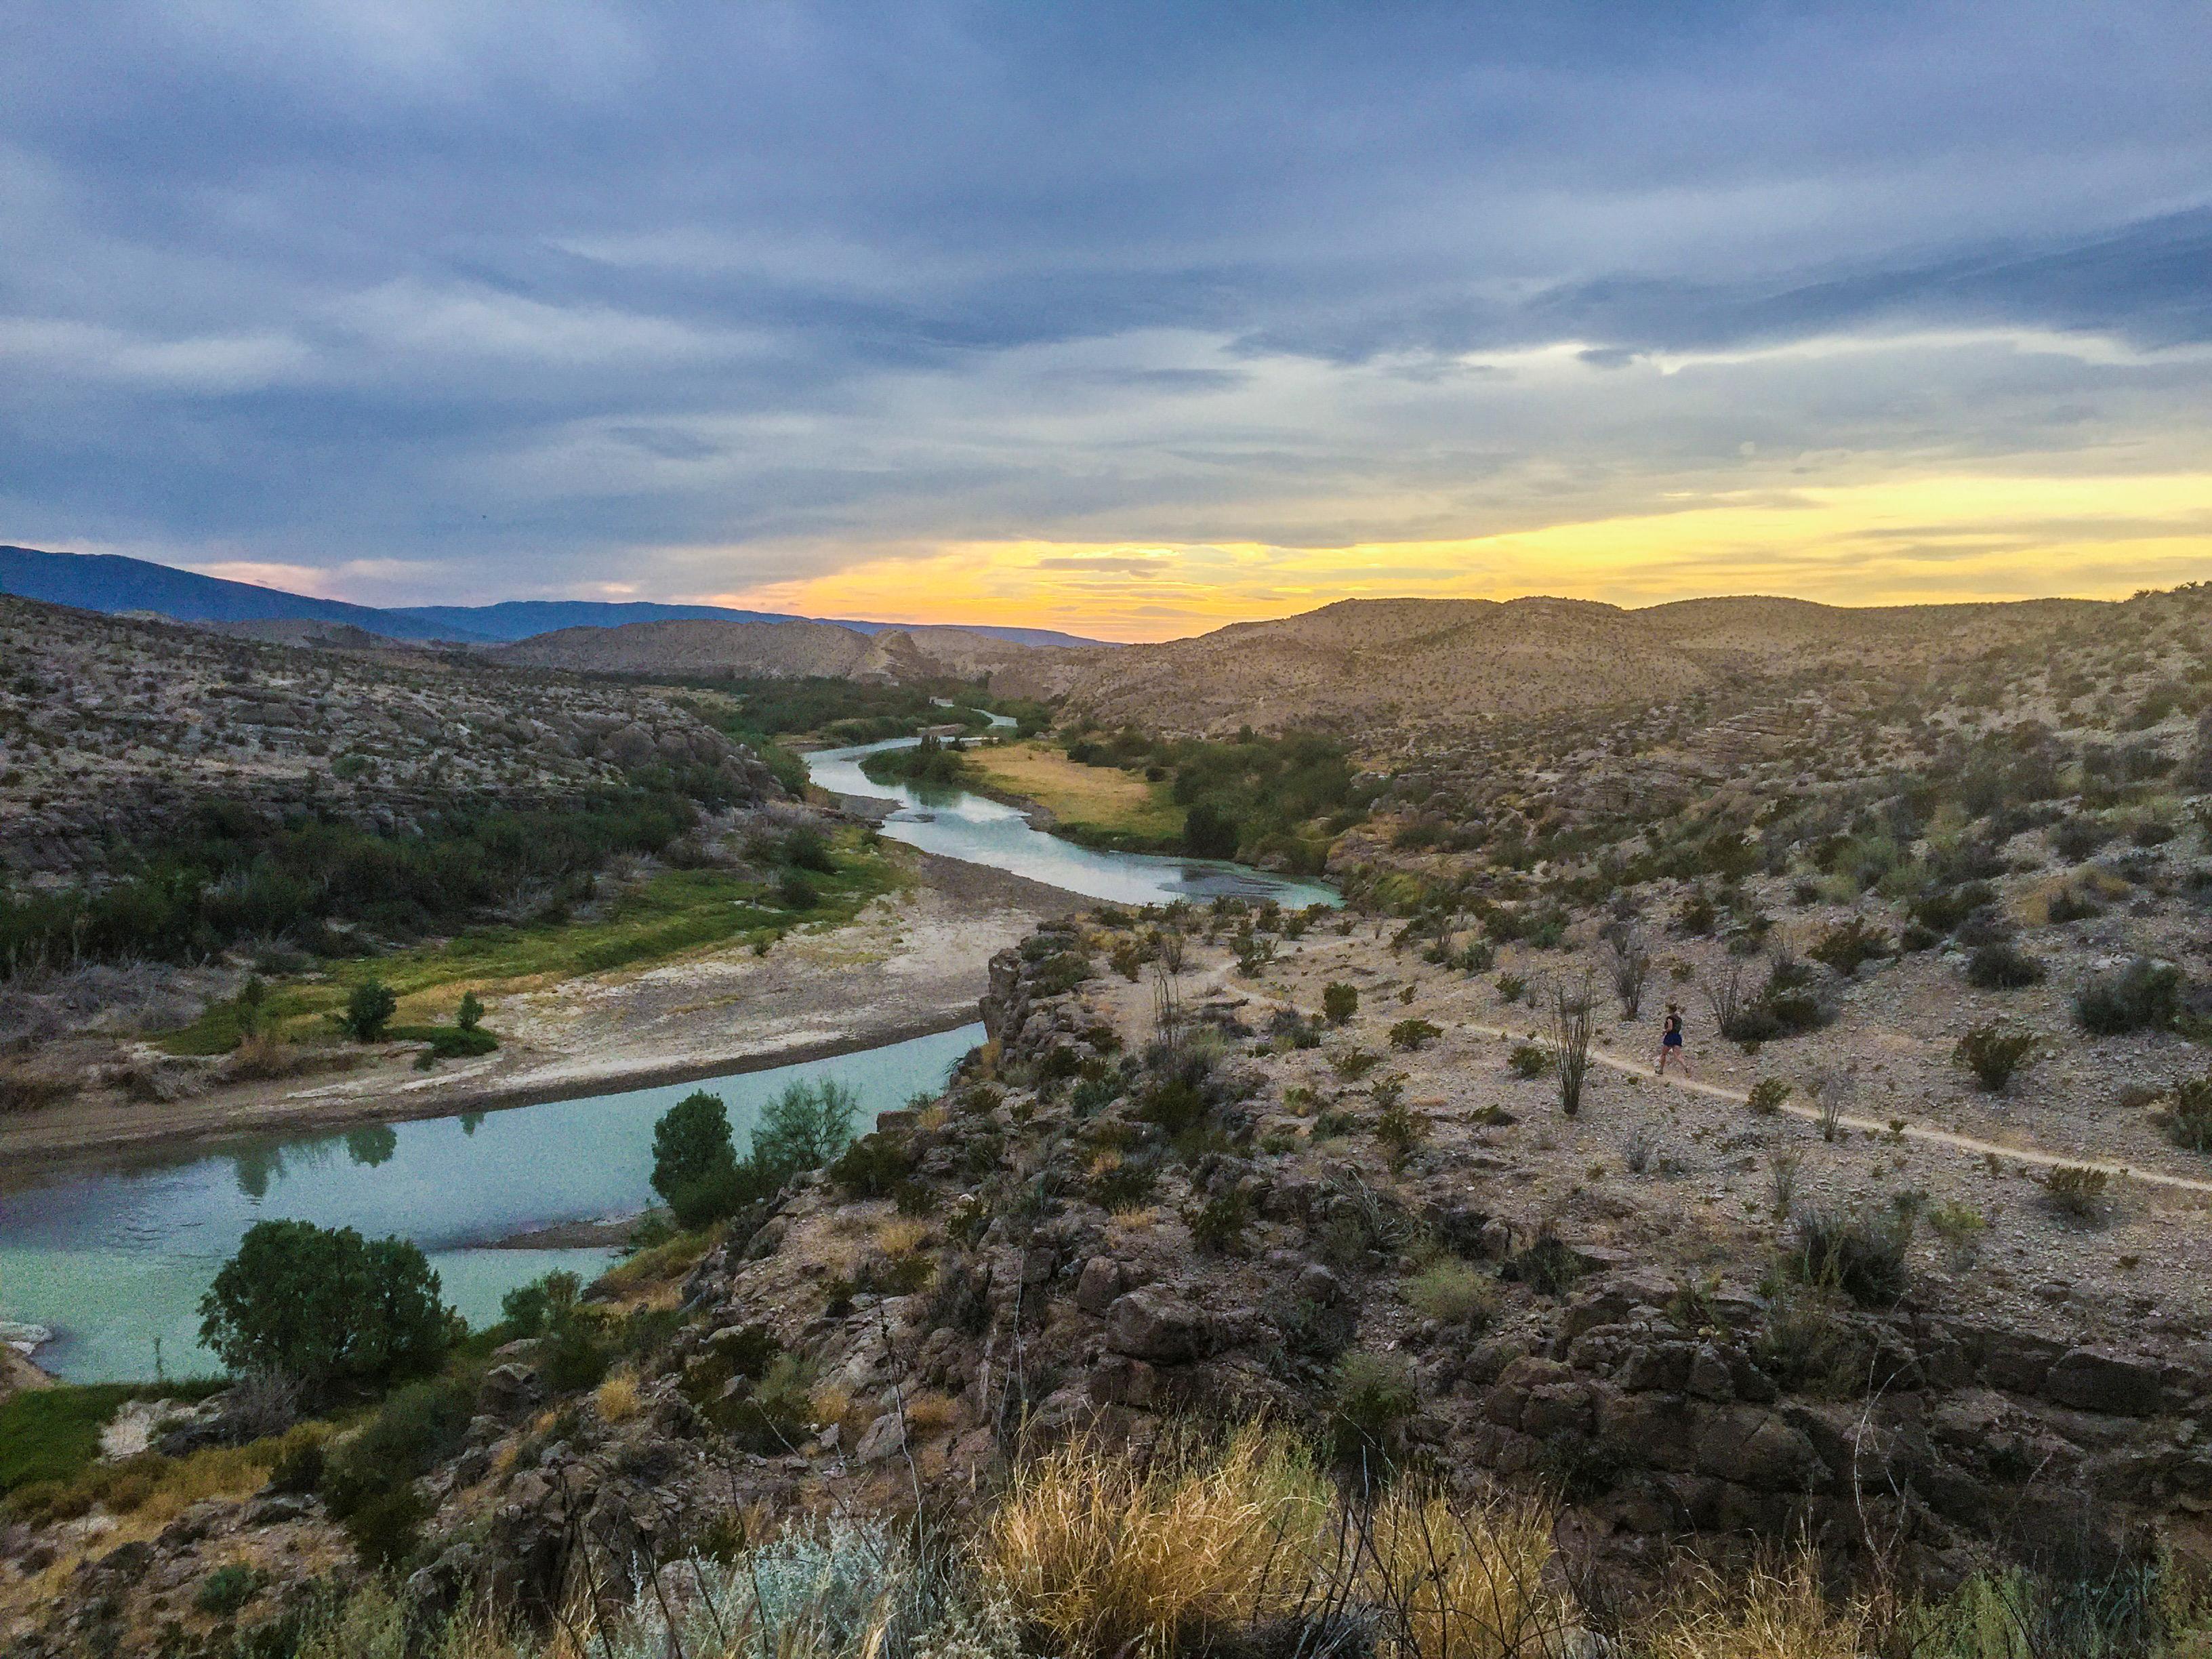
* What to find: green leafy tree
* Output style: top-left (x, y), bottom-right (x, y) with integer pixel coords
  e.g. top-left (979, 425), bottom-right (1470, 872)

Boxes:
top-left (752, 1080), bottom-right (860, 1174)
top-left (197, 1219), bottom-right (455, 1399)
top-left (651, 1090), bottom-right (737, 1206)
top-left (340, 979), bottom-right (398, 1042)
top-left (1183, 802), bottom-right (1242, 860)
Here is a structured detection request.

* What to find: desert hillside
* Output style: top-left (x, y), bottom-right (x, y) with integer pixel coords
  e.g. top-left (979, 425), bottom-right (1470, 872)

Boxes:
top-left (995, 592), bottom-right (2129, 736)
top-left (496, 617), bottom-right (1040, 683)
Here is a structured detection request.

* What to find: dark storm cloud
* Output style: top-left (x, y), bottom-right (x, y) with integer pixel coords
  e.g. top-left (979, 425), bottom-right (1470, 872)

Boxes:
top-left (1, 1), bottom-right (2209, 600)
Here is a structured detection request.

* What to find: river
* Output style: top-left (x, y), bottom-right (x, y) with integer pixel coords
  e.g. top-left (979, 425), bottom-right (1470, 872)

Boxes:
top-left (802, 733), bottom-right (1340, 909)
top-left (3, 724), bottom-right (1338, 1382)
top-left (0, 1027), bottom-right (979, 1382)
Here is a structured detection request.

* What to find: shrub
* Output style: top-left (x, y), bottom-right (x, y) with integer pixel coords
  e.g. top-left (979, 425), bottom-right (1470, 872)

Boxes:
top-left (1374, 1098), bottom-right (1425, 1170)
top-left (1508, 1043), bottom-right (1549, 1079)
top-left (1496, 972), bottom-right (1528, 1003)
top-left (830, 1132), bottom-right (913, 1197)
top-left (1322, 982), bottom-right (1358, 1024)
top-left (2046, 885), bottom-right (2104, 923)
top-left (1753, 1288), bottom-right (1876, 1398)
top-left (1926, 1200), bottom-right (1989, 1266)
top-left (1778, 1204), bottom-right (1912, 1306)
top-left (1185, 1189), bottom-right (1252, 1254)
top-left (2165, 1074), bottom-right (2212, 1153)
top-left (1912, 882), bottom-right (1996, 934)
top-left (2075, 958), bottom-right (2185, 1034)
top-left (1967, 943), bottom-right (2046, 989)
top-left (2043, 1164), bottom-right (2111, 1221)
top-left (723, 1353), bottom-right (819, 1452)
top-left (339, 979), bottom-right (397, 1042)
top-left (1404, 1259), bottom-right (1496, 1328)
top-left (194, 1564), bottom-right (264, 1616)
top-left (199, 1220), bottom-right (455, 1399)
top-left (1746, 1077), bottom-right (1793, 1115)
top-left (454, 991), bottom-right (484, 1032)
top-left (1327, 1350), bottom-right (1419, 1464)
top-left (1954, 1023), bottom-right (2039, 1090)
top-left (1387, 1017), bottom-right (1440, 1051)
top-left (1809, 917), bottom-right (1890, 975)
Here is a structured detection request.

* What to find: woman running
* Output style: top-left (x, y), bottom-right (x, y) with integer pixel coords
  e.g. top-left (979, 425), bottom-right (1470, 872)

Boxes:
top-left (1655, 1002), bottom-right (1692, 1077)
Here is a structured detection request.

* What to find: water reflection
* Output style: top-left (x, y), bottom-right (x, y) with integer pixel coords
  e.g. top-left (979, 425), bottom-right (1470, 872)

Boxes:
top-left (1, 1024), bottom-right (981, 1382)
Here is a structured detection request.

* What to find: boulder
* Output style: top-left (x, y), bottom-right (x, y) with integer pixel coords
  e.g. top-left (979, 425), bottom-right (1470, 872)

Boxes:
top-left (1105, 1287), bottom-right (1210, 1365)
top-left (2044, 1348), bottom-right (2164, 1417)
top-left (479, 1364), bottom-right (545, 1422)
top-left (1075, 1256), bottom-right (1123, 1315)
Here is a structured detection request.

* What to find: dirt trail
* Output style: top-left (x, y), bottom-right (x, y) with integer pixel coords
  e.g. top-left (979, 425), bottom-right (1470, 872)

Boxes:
top-left (1197, 944), bottom-right (2212, 1200)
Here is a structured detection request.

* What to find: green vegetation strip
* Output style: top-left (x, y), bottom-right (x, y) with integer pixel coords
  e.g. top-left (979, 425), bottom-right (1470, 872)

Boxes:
top-left (162, 827), bottom-right (902, 1055)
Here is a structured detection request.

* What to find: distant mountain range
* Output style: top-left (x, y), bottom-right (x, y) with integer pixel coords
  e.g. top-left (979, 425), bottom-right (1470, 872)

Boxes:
top-left (0, 546), bottom-right (1107, 649)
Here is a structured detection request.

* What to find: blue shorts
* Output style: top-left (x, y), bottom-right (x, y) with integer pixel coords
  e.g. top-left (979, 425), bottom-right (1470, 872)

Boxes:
top-left (1662, 1031), bottom-right (1683, 1047)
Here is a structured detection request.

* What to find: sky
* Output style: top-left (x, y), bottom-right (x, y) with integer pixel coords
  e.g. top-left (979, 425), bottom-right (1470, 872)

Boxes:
top-left (3, 2), bottom-right (2211, 642)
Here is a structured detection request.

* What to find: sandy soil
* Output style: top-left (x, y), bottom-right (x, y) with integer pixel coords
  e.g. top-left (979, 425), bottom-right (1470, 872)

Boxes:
top-left (1084, 918), bottom-right (2212, 1347)
top-left (0, 849), bottom-right (1078, 1187)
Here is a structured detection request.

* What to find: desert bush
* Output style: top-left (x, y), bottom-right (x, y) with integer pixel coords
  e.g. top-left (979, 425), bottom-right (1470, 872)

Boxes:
top-left (193, 1564), bottom-right (264, 1617)
top-left (2043, 1164), bottom-right (2112, 1221)
top-left (1912, 881), bottom-right (1996, 934)
top-left (1186, 1189), bottom-right (1253, 1254)
top-left (1507, 1043), bottom-right (1549, 1079)
top-left (1809, 916), bottom-right (1890, 975)
top-left (1322, 982), bottom-right (1359, 1024)
top-left (830, 1131), bottom-right (914, 1197)
top-left (1328, 1047), bottom-right (1382, 1082)
top-left (1606, 924), bottom-right (1652, 1017)
top-left (1643, 1552), bottom-right (1881, 1658)
top-left (2165, 1074), bottom-right (2212, 1153)
top-left (0, 1069), bottom-right (75, 1114)
top-left (1374, 1098), bottom-right (1425, 1170)
top-left (2047, 883), bottom-right (2105, 924)
top-left (1495, 972), bottom-right (1528, 1004)
top-left (2074, 958), bottom-right (2185, 1034)
top-left (1746, 1077), bottom-right (1793, 1115)
top-left (1966, 942), bottom-right (2046, 989)
top-left (2051, 814), bottom-right (2116, 861)
top-left (1926, 1200), bottom-right (1989, 1267)
top-left (1328, 1350), bottom-right (1420, 1465)
top-left (1388, 1017), bottom-right (1441, 1051)
top-left (1778, 1204), bottom-right (1912, 1306)
top-left (1404, 1259), bottom-right (1496, 1328)
top-left (1549, 975), bottom-right (1595, 1116)
top-left (1753, 1288), bottom-right (1876, 1397)
top-left (1954, 1023), bottom-right (2039, 1091)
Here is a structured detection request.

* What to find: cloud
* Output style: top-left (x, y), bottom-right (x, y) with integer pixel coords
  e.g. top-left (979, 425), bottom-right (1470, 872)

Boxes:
top-left (0, 1), bottom-right (2208, 618)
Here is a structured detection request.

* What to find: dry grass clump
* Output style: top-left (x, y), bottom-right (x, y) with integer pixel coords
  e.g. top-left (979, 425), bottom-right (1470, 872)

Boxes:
top-left (593, 1372), bottom-right (641, 1424)
top-left (981, 1423), bottom-right (1329, 1656)
top-left (1641, 1553), bottom-right (1882, 1659)
top-left (981, 1425), bottom-right (1577, 1659)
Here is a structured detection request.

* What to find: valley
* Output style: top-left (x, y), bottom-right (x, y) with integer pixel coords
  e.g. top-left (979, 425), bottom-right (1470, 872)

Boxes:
top-left (3, 571), bottom-right (2212, 1658)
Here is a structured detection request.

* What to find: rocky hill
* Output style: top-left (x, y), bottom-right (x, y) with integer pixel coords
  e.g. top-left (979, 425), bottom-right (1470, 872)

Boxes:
top-left (496, 617), bottom-right (1043, 683)
top-left (0, 594), bottom-right (781, 888)
top-left (995, 592), bottom-right (2130, 737)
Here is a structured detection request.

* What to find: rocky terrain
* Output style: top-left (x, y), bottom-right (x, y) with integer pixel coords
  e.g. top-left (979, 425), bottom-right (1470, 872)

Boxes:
top-left (0, 594), bottom-right (781, 889)
top-left (11, 898), bottom-right (2212, 1656)
top-left (994, 592), bottom-right (2128, 737)
top-left (496, 618), bottom-right (1043, 684)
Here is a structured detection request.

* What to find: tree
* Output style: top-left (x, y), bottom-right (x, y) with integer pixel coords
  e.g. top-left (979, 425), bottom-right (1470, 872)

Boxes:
top-left (651, 1090), bottom-right (735, 1206)
top-left (751, 1080), bottom-right (859, 1174)
top-left (1183, 802), bottom-right (1241, 860)
top-left (340, 979), bottom-right (397, 1042)
top-left (198, 1219), bottom-right (455, 1399)
top-left (455, 991), bottom-right (484, 1032)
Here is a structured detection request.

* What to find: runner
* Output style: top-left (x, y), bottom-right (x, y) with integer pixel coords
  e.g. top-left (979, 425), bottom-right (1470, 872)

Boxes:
top-left (1654, 1002), bottom-right (1692, 1077)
